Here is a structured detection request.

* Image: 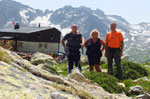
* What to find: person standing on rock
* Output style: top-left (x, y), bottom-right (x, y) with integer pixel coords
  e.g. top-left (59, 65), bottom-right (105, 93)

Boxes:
top-left (85, 29), bottom-right (105, 72)
top-left (105, 23), bottom-right (124, 80)
top-left (61, 24), bottom-right (85, 74)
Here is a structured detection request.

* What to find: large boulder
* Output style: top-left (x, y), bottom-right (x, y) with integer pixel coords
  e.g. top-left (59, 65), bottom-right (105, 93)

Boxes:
top-left (68, 68), bottom-right (93, 84)
top-left (80, 55), bottom-right (88, 63)
top-left (31, 52), bottom-right (56, 65)
top-left (0, 57), bottom-right (76, 98)
top-left (128, 85), bottom-right (144, 95)
top-left (100, 56), bottom-right (107, 64)
top-left (80, 55), bottom-right (89, 66)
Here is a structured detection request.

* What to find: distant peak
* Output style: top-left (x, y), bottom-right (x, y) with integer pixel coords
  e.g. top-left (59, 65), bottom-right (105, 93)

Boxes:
top-left (79, 6), bottom-right (91, 9)
top-left (2, 0), bottom-right (10, 1)
top-left (63, 5), bottom-right (73, 9)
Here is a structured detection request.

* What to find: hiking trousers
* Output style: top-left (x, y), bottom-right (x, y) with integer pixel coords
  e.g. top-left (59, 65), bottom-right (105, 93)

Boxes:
top-left (67, 53), bottom-right (81, 73)
top-left (107, 47), bottom-right (123, 80)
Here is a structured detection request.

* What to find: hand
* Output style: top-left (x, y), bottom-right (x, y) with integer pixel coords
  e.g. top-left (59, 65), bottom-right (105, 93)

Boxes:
top-left (119, 51), bottom-right (123, 57)
top-left (62, 44), bottom-right (66, 48)
top-left (101, 48), bottom-right (104, 52)
top-left (81, 43), bottom-right (85, 47)
top-left (105, 52), bottom-right (107, 57)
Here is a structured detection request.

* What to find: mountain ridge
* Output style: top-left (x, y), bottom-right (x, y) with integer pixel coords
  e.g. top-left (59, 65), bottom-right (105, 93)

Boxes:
top-left (0, 0), bottom-right (150, 63)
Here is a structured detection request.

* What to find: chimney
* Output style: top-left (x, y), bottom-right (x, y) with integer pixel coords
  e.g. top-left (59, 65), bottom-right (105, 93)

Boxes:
top-left (14, 23), bottom-right (20, 29)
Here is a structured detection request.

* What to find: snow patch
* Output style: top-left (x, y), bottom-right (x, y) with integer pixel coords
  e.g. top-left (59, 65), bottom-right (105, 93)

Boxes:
top-left (19, 10), bottom-right (30, 24)
top-left (131, 37), bottom-right (135, 41)
top-left (107, 16), bottom-right (126, 25)
top-left (30, 14), bottom-right (52, 27)
top-left (93, 14), bottom-right (104, 19)
top-left (30, 13), bottom-right (71, 36)
top-left (27, 8), bottom-right (36, 13)
top-left (49, 24), bottom-right (71, 36)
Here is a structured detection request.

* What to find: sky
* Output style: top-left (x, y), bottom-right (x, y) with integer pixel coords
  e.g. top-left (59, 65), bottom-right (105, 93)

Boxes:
top-left (14, 0), bottom-right (150, 24)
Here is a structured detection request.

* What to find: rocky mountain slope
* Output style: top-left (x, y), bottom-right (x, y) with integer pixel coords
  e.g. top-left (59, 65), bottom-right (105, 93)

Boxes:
top-left (0, 0), bottom-right (150, 63)
top-left (0, 46), bottom-right (132, 99)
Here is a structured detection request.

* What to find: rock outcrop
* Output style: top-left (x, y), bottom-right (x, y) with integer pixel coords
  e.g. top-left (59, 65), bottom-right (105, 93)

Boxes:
top-left (133, 77), bottom-right (150, 82)
top-left (68, 68), bottom-right (93, 84)
top-left (31, 52), bottom-right (56, 66)
top-left (0, 47), bottom-right (131, 99)
top-left (128, 85), bottom-right (144, 95)
top-left (137, 93), bottom-right (150, 99)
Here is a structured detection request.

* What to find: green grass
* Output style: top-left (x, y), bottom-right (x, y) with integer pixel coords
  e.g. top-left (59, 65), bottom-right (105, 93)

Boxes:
top-left (53, 59), bottom-right (150, 96)
top-left (101, 63), bottom-right (108, 69)
top-left (55, 62), bottom-right (68, 77)
top-left (84, 72), bottom-right (125, 93)
top-left (42, 64), bottom-right (59, 75)
top-left (55, 59), bottom-right (90, 76)
top-left (135, 80), bottom-right (150, 93)
top-left (123, 63), bottom-right (150, 96)
top-left (144, 62), bottom-right (150, 65)
top-left (123, 79), bottom-right (150, 96)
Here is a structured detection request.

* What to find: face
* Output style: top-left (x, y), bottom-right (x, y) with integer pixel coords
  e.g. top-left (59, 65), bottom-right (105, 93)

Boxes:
top-left (92, 32), bottom-right (98, 39)
top-left (72, 25), bottom-right (78, 34)
top-left (110, 23), bottom-right (116, 31)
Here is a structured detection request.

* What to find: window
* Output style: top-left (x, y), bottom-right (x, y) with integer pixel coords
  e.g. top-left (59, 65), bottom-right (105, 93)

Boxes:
top-left (45, 43), bottom-right (47, 48)
top-left (50, 35), bottom-right (54, 40)
top-left (0, 40), bottom-right (4, 46)
top-left (39, 43), bottom-right (47, 48)
top-left (17, 42), bottom-right (23, 47)
top-left (38, 34), bottom-right (41, 38)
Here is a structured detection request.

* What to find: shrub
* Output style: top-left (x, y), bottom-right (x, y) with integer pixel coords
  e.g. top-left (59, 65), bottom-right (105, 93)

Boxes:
top-left (104, 60), bottom-right (148, 80)
top-left (122, 60), bottom-right (148, 76)
top-left (123, 79), bottom-right (134, 88)
top-left (84, 72), bottom-right (125, 93)
top-left (121, 60), bottom-right (148, 80)
top-left (123, 69), bottom-right (140, 80)
top-left (144, 62), bottom-right (150, 65)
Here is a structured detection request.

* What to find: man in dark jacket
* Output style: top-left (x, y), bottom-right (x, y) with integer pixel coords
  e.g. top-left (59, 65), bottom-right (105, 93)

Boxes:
top-left (61, 24), bottom-right (85, 73)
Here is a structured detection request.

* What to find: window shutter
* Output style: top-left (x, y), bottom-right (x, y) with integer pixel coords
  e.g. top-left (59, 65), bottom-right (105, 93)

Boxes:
top-left (45, 43), bottom-right (47, 48)
top-left (20, 42), bottom-right (23, 47)
top-left (39, 43), bottom-right (42, 48)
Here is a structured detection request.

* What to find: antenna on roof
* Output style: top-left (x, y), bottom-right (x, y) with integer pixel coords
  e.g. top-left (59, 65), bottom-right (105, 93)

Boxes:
top-left (38, 23), bottom-right (41, 28)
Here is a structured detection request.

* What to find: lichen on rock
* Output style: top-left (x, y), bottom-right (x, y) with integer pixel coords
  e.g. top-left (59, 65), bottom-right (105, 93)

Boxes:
top-left (0, 46), bottom-right (132, 99)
